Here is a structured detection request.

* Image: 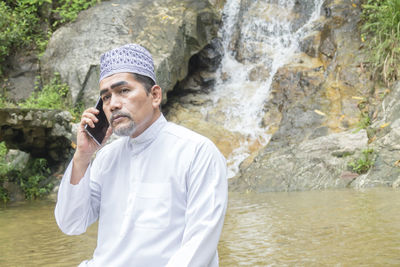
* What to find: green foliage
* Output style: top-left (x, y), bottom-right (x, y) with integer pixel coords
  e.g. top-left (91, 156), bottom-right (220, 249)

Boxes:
top-left (19, 74), bottom-right (69, 110)
top-left (53, 0), bottom-right (100, 27)
top-left (0, 142), bottom-right (54, 202)
top-left (18, 158), bottom-right (53, 200)
top-left (356, 113), bottom-right (371, 132)
top-left (0, 187), bottom-right (8, 203)
top-left (361, 0), bottom-right (400, 85)
top-left (0, 142), bottom-right (10, 203)
top-left (1, 73), bottom-right (81, 122)
top-left (0, 96), bottom-right (13, 109)
top-left (354, 99), bottom-right (371, 132)
top-left (348, 148), bottom-right (375, 174)
top-left (70, 101), bottom-right (85, 122)
top-left (0, 0), bottom-right (50, 75)
top-left (0, 0), bottom-right (101, 76)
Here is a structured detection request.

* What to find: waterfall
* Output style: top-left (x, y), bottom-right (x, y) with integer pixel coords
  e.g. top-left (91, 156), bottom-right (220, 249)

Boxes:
top-left (203, 0), bottom-right (325, 177)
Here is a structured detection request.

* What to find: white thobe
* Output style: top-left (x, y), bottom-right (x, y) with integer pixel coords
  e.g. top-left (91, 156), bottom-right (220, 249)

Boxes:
top-left (55, 114), bottom-right (228, 267)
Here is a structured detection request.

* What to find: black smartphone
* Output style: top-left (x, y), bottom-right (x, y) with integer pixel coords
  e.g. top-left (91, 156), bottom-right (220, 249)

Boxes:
top-left (84, 97), bottom-right (110, 146)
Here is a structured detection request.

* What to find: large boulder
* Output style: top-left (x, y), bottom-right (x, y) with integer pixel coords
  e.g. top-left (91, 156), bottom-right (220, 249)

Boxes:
top-left (262, 0), bottom-right (372, 148)
top-left (40, 0), bottom-right (221, 108)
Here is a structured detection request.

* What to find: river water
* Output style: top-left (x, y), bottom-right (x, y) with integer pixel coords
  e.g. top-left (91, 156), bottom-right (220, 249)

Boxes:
top-left (1, 188), bottom-right (400, 266)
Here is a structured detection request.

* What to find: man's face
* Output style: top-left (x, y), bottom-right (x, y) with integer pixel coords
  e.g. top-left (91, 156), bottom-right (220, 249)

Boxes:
top-left (99, 72), bottom-right (161, 138)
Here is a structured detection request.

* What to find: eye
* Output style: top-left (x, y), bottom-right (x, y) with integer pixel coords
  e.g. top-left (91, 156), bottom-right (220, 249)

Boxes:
top-left (121, 88), bottom-right (130, 94)
top-left (102, 94), bottom-right (111, 102)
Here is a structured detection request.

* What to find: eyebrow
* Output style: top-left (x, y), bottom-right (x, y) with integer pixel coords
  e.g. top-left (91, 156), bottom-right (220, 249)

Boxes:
top-left (100, 81), bottom-right (128, 96)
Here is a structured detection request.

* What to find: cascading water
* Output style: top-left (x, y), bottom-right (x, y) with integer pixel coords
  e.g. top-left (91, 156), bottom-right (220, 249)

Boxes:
top-left (201, 0), bottom-right (325, 177)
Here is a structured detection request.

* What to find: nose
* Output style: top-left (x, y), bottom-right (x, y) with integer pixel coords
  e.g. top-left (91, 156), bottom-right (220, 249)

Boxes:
top-left (109, 94), bottom-right (122, 112)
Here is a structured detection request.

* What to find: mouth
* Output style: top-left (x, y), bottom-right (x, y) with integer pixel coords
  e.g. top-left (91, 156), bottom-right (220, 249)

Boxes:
top-left (110, 112), bottom-right (132, 125)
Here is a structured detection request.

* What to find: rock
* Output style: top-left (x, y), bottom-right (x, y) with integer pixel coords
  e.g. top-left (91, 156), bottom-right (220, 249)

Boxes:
top-left (230, 130), bottom-right (368, 192)
top-left (171, 37), bottom-right (223, 93)
top-left (3, 181), bottom-right (25, 202)
top-left (354, 82), bottom-right (400, 188)
top-left (5, 149), bottom-right (30, 172)
top-left (255, 0), bottom-right (371, 151)
top-left (40, 0), bottom-right (221, 108)
top-left (2, 51), bottom-right (40, 102)
top-left (189, 38), bottom-right (223, 72)
top-left (0, 108), bottom-right (74, 164)
top-left (165, 102), bottom-right (241, 158)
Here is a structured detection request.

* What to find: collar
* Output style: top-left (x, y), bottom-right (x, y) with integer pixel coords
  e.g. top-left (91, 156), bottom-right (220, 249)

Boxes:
top-left (127, 114), bottom-right (167, 155)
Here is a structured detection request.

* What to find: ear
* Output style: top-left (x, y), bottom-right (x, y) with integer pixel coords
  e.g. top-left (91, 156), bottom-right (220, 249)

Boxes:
top-left (150, 85), bottom-right (162, 108)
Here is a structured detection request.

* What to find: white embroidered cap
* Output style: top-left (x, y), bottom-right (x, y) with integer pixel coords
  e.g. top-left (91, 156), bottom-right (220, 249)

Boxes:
top-left (99, 44), bottom-right (156, 84)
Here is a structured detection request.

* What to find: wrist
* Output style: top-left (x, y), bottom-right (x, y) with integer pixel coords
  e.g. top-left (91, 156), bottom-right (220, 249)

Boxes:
top-left (73, 151), bottom-right (92, 168)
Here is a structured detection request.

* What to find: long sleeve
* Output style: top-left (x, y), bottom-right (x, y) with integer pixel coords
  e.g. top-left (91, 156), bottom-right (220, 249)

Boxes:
top-left (54, 160), bottom-right (101, 235)
top-left (166, 140), bottom-right (228, 267)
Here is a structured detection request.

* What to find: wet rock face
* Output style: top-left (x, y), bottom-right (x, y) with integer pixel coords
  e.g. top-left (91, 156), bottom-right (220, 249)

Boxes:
top-left (40, 0), bottom-right (221, 108)
top-left (0, 109), bottom-right (73, 164)
top-left (172, 38), bottom-right (223, 94)
top-left (263, 65), bottom-right (328, 148)
top-left (263, 0), bottom-right (369, 146)
top-left (229, 0), bottom-right (379, 191)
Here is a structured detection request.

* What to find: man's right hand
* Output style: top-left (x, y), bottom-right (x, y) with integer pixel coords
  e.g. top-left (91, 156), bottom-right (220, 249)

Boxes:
top-left (70, 107), bottom-right (112, 185)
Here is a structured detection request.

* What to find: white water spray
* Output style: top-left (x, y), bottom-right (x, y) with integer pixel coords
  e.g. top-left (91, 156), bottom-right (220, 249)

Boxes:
top-left (204, 0), bottom-right (325, 177)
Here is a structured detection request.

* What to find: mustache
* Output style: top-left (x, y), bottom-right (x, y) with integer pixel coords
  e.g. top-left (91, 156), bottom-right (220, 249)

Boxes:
top-left (110, 111), bottom-right (132, 123)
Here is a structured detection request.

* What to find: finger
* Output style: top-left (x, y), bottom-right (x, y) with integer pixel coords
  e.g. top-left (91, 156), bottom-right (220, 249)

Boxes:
top-left (81, 117), bottom-right (96, 128)
top-left (82, 112), bottom-right (99, 123)
top-left (85, 107), bottom-right (100, 114)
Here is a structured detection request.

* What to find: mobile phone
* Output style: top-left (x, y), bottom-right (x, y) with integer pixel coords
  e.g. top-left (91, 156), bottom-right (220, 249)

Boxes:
top-left (84, 97), bottom-right (110, 146)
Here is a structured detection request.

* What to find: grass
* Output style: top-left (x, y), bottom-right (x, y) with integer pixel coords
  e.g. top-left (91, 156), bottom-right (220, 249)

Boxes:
top-left (0, 73), bottom-right (82, 122)
top-left (361, 0), bottom-right (400, 85)
top-left (348, 148), bottom-right (375, 174)
top-left (18, 74), bottom-right (69, 110)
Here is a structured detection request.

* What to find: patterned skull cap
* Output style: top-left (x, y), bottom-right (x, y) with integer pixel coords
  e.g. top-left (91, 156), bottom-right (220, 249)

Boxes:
top-left (99, 44), bottom-right (156, 84)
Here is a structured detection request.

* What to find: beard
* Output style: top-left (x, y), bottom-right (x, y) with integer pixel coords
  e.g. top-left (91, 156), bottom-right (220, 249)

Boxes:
top-left (110, 111), bottom-right (136, 137)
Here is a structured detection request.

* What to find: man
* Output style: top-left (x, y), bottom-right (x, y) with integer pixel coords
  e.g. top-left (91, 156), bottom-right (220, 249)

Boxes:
top-left (55, 43), bottom-right (228, 267)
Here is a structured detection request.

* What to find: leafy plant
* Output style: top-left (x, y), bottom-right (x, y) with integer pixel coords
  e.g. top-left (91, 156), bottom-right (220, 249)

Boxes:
top-left (19, 74), bottom-right (69, 110)
top-left (355, 112), bottom-right (371, 132)
top-left (0, 142), bottom-right (10, 203)
top-left (0, 0), bottom-right (50, 75)
top-left (361, 0), bottom-right (400, 85)
top-left (0, 142), bottom-right (55, 202)
top-left (18, 158), bottom-right (53, 200)
top-left (53, 0), bottom-right (100, 27)
top-left (348, 148), bottom-right (375, 174)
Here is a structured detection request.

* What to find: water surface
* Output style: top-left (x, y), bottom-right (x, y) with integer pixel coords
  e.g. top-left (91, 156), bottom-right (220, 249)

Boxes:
top-left (1, 189), bottom-right (400, 266)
